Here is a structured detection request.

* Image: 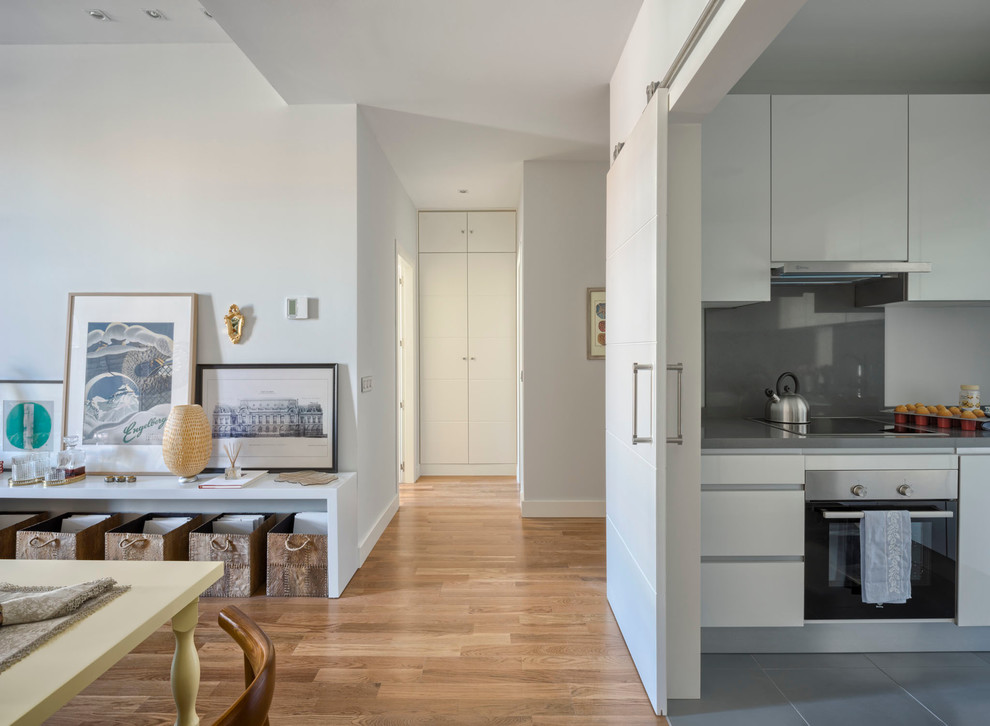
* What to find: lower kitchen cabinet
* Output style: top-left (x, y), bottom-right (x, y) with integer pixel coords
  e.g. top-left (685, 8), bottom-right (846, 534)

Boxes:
top-left (958, 455), bottom-right (990, 626)
top-left (701, 490), bottom-right (804, 557)
top-left (701, 561), bottom-right (804, 627)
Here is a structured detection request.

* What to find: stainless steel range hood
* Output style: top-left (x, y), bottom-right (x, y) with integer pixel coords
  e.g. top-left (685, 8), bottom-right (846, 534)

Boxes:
top-left (771, 261), bottom-right (932, 282)
top-left (770, 261), bottom-right (932, 305)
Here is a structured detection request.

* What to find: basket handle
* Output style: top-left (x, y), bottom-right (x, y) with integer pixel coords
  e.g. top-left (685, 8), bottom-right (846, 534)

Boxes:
top-left (284, 535), bottom-right (311, 552)
top-left (120, 537), bottom-right (149, 549)
top-left (210, 537), bottom-right (231, 552)
top-left (29, 536), bottom-right (59, 548)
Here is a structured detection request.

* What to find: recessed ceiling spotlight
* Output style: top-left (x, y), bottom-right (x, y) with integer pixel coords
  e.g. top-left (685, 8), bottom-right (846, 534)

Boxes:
top-left (86, 9), bottom-right (111, 21)
top-left (458, 189), bottom-right (469, 194)
top-left (144, 9), bottom-right (167, 20)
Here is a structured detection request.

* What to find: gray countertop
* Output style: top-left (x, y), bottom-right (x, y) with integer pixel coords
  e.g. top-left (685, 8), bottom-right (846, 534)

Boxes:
top-left (703, 417), bottom-right (990, 451)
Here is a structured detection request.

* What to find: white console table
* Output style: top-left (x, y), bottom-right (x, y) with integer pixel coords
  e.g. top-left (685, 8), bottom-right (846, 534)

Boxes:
top-left (0, 472), bottom-right (358, 598)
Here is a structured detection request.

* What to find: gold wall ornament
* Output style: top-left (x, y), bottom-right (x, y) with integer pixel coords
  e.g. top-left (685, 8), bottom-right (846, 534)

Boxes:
top-left (224, 304), bottom-right (245, 343)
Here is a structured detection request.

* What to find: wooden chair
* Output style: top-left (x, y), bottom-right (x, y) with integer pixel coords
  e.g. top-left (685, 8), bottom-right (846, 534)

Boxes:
top-left (212, 606), bottom-right (276, 726)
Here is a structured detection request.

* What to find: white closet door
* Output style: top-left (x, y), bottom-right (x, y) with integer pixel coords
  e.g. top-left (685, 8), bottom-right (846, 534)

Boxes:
top-left (467, 252), bottom-right (516, 463)
top-left (420, 253), bottom-right (468, 463)
top-left (467, 211), bottom-right (516, 252)
top-left (606, 91), bottom-right (667, 714)
top-left (420, 212), bottom-right (468, 252)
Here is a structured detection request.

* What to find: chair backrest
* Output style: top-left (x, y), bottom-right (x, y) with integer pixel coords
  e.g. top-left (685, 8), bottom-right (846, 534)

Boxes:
top-left (212, 606), bottom-right (276, 726)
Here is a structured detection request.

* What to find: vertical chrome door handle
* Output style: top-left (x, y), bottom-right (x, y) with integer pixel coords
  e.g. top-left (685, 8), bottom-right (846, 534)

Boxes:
top-left (632, 363), bottom-right (654, 445)
top-left (667, 363), bottom-right (683, 445)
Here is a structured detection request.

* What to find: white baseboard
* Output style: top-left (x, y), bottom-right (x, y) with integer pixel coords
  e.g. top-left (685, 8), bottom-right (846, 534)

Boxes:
top-left (358, 493), bottom-right (399, 565)
top-left (520, 499), bottom-right (605, 518)
top-left (420, 464), bottom-right (516, 476)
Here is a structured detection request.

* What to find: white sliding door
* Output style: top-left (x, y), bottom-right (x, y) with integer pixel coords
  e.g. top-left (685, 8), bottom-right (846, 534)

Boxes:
top-left (605, 91), bottom-right (668, 712)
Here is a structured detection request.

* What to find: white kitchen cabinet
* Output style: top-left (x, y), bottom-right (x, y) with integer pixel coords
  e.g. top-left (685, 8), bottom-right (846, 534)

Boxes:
top-left (702, 94), bottom-right (770, 306)
top-left (771, 95), bottom-right (908, 262)
top-left (700, 453), bottom-right (805, 627)
top-left (419, 211), bottom-right (467, 252)
top-left (908, 95), bottom-right (990, 301)
top-left (467, 211), bottom-right (516, 252)
top-left (419, 245), bottom-right (516, 469)
top-left (702, 562), bottom-right (804, 627)
top-left (958, 455), bottom-right (990, 626)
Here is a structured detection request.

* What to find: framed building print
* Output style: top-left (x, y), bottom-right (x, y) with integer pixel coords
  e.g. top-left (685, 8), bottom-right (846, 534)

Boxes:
top-left (1, 380), bottom-right (62, 464)
top-left (587, 287), bottom-right (606, 359)
top-left (63, 293), bottom-right (198, 474)
top-left (197, 364), bottom-right (338, 472)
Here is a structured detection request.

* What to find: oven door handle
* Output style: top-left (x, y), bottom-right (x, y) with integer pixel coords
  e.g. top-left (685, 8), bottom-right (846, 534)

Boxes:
top-left (821, 511), bottom-right (953, 520)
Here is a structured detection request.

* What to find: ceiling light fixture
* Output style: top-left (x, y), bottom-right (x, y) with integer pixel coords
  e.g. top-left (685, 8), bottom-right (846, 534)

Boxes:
top-left (86, 9), bottom-right (111, 21)
top-left (458, 189), bottom-right (469, 194)
top-left (144, 9), bottom-right (167, 20)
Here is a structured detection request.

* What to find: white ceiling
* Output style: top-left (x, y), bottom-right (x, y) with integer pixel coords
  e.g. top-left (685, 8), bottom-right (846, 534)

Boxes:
top-left (0, 0), bottom-right (229, 44)
top-left (734, 0), bottom-right (990, 94)
top-left (199, 0), bottom-right (643, 208)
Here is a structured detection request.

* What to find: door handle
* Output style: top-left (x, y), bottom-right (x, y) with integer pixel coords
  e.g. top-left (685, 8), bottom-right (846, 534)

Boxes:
top-left (667, 363), bottom-right (683, 445)
top-left (632, 363), bottom-right (653, 445)
top-left (822, 511), bottom-right (953, 520)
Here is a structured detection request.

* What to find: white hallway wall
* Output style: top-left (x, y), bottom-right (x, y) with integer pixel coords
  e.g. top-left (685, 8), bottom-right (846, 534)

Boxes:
top-left (521, 160), bottom-right (608, 516)
top-left (356, 108), bottom-right (417, 558)
top-left (0, 42), bottom-right (409, 557)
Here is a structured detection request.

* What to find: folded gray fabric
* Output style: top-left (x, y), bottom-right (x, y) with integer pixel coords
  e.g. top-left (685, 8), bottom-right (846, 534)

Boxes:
top-left (860, 510), bottom-right (912, 605)
top-left (0, 578), bottom-right (116, 626)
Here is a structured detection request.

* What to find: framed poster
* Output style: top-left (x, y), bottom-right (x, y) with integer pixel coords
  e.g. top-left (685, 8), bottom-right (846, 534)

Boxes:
top-left (1, 380), bottom-right (62, 464)
top-left (197, 364), bottom-right (338, 472)
top-left (587, 287), bottom-right (606, 360)
top-left (63, 293), bottom-right (197, 474)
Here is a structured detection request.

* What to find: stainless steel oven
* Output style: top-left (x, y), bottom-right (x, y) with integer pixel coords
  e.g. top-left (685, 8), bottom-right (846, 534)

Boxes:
top-left (805, 469), bottom-right (958, 621)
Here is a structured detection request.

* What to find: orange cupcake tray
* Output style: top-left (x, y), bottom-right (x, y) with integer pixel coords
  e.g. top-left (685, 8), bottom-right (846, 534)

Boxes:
top-left (883, 407), bottom-right (985, 430)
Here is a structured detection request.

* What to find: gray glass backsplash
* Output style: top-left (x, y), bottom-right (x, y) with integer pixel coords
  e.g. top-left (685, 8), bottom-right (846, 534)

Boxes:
top-left (705, 286), bottom-right (885, 418)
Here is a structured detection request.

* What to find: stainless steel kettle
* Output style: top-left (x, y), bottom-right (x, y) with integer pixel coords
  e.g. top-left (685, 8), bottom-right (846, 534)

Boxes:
top-left (764, 371), bottom-right (810, 424)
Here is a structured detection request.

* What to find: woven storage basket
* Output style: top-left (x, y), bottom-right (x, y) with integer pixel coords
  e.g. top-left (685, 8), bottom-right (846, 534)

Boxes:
top-left (16, 512), bottom-right (123, 561)
top-left (189, 514), bottom-right (276, 597)
top-left (0, 513), bottom-right (47, 559)
top-left (266, 514), bottom-right (329, 597)
top-left (105, 513), bottom-right (208, 562)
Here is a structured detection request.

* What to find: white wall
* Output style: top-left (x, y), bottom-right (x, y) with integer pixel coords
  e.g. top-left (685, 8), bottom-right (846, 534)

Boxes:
top-left (355, 108), bottom-right (418, 559)
top-left (521, 160), bottom-right (608, 516)
top-left (885, 304), bottom-right (990, 407)
top-left (0, 43), bottom-right (362, 469)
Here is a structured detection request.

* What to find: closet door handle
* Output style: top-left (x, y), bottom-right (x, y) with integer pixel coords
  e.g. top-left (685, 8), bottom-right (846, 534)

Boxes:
top-left (667, 363), bottom-right (684, 445)
top-left (632, 363), bottom-right (653, 445)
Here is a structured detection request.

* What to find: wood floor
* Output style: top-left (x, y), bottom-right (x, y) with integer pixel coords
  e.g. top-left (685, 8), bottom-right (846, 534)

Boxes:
top-left (44, 477), bottom-right (667, 725)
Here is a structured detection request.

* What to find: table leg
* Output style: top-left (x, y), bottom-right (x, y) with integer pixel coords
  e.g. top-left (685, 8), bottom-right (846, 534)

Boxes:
top-left (171, 599), bottom-right (201, 726)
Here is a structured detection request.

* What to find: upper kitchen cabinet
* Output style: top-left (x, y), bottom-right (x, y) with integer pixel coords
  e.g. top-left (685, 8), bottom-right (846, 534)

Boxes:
top-left (908, 96), bottom-right (990, 301)
top-left (771, 96), bottom-right (908, 262)
top-left (420, 211), bottom-right (467, 252)
top-left (467, 211), bottom-right (516, 252)
top-left (702, 94), bottom-right (770, 306)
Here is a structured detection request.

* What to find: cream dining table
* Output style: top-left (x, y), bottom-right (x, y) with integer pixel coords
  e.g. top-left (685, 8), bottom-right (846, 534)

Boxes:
top-left (0, 559), bottom-right (223, 726)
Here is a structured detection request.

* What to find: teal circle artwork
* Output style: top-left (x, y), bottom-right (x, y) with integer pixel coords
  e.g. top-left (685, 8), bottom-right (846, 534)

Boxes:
top-left (5, 402), bottom-right (53, 450)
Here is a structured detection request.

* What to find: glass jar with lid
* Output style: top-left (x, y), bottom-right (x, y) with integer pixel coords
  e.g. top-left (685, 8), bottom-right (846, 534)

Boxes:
top-left (58, 435), bottom-right (86, 481)
top-left (960, 385), bottom-right (981, 410)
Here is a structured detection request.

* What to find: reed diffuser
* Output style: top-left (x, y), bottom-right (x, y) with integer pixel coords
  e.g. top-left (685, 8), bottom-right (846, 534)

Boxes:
top-left (223, 442), bottom-right (242, 480)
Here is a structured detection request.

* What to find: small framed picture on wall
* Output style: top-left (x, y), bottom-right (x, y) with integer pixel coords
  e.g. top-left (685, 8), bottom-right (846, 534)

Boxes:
top-left (587, 287), bottom-right (605, 360)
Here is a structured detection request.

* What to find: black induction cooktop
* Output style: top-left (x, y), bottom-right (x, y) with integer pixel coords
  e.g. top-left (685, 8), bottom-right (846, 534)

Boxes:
top-left (751, 416), bottom-right (950, 437)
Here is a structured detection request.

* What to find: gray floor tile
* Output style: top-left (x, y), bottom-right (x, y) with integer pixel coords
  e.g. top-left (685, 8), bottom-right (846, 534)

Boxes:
top-left (882, 667), bottom-right (990, 726)
top-left (866, 652), bottom-right (990, 669)
top-left (765, 667), bottom-right (944, 726)
top-left (755, 653), bottom-right (878, 669)
top-left (668, 667), bottom-right (807, 726)
top-left (701, 654), bottom-right (761, 669)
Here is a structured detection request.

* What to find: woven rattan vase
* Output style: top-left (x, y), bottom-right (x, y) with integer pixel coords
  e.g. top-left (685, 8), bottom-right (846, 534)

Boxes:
top-left (162, 404), bottom-right (212, 483)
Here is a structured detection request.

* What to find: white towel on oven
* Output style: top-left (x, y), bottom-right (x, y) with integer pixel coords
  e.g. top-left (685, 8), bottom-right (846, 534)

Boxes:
top-left (860, 510), bottom-right (912, 605)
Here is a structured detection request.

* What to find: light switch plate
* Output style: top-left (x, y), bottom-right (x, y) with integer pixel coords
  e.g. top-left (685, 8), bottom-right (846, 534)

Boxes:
top-left (361, 376), bottom-right (373, 393)
top-left (286, 297), bottom-right (309, 319)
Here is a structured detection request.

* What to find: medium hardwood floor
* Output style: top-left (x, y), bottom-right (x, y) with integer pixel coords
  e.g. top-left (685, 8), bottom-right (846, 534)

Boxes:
top-left (44, 477), bottom-right (666, 725)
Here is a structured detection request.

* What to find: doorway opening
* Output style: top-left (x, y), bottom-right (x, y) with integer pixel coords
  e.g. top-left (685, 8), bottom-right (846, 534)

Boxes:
top-left (397, 252), bottom-right (417, 484)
